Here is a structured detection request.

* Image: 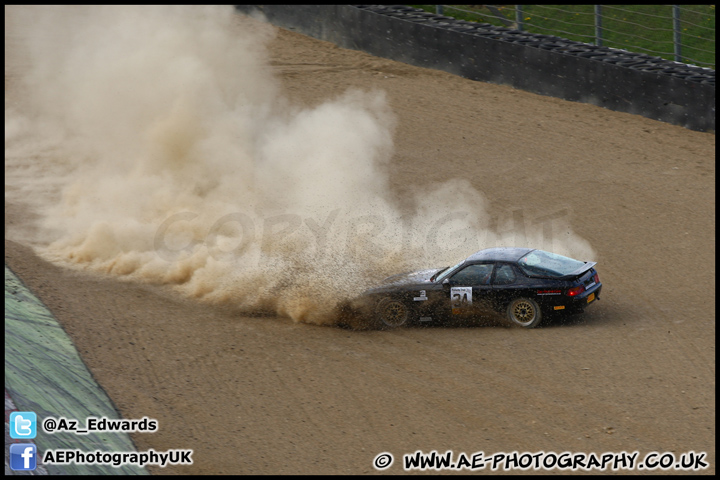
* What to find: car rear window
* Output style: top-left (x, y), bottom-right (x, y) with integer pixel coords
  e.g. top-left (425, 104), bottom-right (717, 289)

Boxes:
top-left (518, 250), bottom-right (585, 277)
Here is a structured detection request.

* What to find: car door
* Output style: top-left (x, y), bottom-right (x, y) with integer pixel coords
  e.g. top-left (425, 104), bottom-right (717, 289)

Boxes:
top-left (490, 262), bottom-right (520, 308)
top-left (446, 263), bottom-right (495, 318)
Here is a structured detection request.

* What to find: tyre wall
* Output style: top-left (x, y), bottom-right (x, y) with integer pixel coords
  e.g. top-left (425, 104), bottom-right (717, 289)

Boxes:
top-left (235, 5), bottom-right (715, 133)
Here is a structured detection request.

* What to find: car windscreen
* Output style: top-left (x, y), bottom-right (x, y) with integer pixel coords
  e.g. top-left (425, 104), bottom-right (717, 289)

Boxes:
top-left (434, 260), bottom-right (464, 283)
top-left (517, 250), bottom-right (585, 277)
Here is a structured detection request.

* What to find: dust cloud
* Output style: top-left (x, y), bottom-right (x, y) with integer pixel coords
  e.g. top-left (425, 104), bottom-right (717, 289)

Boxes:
top-left (5, 5), bottom-right (595, 326)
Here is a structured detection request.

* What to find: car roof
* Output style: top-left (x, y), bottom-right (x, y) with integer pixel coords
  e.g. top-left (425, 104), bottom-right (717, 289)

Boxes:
top-left (465, 247), bottom-right (535, 263)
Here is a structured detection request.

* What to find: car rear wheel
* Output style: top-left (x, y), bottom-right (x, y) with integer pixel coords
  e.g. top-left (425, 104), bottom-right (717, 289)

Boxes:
top-left (506, 298), bottom-right (543, 328)
top-left (376, 297), bottom-right (409, 328)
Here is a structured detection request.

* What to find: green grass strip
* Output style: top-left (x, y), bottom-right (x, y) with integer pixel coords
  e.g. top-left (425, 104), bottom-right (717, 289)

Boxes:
top-left (5, 265), bottom-right (148, 475)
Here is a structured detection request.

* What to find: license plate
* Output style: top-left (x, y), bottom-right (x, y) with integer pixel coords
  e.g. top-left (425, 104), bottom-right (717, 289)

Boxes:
top-left (587, 293), bottom-right (595, 303)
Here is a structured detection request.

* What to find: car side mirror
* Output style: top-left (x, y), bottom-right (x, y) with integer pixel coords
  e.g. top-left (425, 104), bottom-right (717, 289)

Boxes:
top-left (442, 278), bottom-right (450, 290)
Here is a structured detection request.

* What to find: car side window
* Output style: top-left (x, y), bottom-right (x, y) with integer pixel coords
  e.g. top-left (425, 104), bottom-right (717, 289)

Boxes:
top-left (449, 264), bottom-right (493, 286)
top-left (493, 264), bottom-right (516, 285)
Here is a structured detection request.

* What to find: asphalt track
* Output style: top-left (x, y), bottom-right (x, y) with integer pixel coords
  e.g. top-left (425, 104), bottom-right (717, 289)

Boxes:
top-left (4, 6), bottom-right (716, 475)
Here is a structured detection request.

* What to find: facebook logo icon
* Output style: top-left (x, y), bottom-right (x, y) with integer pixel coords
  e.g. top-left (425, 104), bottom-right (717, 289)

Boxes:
top-left (10, 444), bottom-right (37, 471)
top-left (10, 411), bottom-right (37, 439)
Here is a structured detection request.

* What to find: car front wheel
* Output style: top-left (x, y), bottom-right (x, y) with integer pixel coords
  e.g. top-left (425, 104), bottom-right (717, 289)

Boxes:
top-left (376, 297), bottom-right (409, 328)
top-left (506, 297), bottom-right (543, 328)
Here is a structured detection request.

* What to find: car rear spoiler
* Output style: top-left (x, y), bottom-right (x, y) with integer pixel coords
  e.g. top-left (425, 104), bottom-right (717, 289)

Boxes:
top-left (563, 262), bottom-right (597, 279)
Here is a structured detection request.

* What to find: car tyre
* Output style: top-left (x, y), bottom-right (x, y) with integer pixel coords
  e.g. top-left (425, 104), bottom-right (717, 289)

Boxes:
top-left (506, 297), bottom-right (543, 328)
top-left (376, 297), bottom-right (409, 329)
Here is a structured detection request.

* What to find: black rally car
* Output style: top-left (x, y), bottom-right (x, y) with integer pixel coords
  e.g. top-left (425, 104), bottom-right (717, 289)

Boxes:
top-left (362, 247), bottom-right (602, 328)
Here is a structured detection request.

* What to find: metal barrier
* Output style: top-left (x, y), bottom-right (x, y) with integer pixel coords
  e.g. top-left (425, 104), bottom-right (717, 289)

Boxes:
top-left (235, 5), bottom-right (715, 132)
